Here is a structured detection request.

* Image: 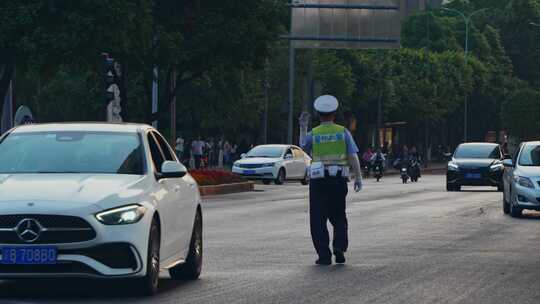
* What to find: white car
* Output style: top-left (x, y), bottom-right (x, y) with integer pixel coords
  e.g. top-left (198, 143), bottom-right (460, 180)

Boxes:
top-left (502, 141), bottom-right (540, 217)
top-left (0, 123), bottom-right (202, 295)
top-left (232, 144), bottom-right (311, 185)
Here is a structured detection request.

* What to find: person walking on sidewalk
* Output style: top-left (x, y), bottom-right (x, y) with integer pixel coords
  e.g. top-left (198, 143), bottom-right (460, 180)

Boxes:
top-left (191, 136), bottom-right (205, 169)
top-left (302, 95), bottom-right (363, 266)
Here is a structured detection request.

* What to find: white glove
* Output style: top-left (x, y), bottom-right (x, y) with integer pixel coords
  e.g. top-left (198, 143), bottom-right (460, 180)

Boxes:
top-left (354, 178), bottom-right (363, 192)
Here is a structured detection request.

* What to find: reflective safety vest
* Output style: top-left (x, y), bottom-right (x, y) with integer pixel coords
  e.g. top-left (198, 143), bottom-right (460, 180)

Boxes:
top-left (312, 124), bottom-right (348, 165)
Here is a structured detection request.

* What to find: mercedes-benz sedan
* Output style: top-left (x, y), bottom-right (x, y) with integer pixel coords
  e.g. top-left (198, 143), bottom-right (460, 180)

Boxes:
top-left (502, 141), bottom-right (540, 217)
top-left (0, 123), bottom-right (202, 295)
top-left (446, 143), bottom-right (505, 191)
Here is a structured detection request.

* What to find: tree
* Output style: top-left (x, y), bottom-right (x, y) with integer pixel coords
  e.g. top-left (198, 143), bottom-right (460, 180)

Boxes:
top-left (502, 82), bottom-right (540, 140)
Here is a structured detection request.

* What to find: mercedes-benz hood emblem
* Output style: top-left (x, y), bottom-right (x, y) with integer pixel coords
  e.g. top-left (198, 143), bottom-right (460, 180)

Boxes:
top-left (15, 218), bottom-right (42, 243)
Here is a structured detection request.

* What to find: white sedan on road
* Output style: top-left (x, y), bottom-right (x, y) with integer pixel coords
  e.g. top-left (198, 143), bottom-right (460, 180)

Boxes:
top-left (502, 141), bottom-right (540, 217)
top-left (0, 123), bottom-right (202, 295)
top-left (232, 144), bottom-right (311, 185)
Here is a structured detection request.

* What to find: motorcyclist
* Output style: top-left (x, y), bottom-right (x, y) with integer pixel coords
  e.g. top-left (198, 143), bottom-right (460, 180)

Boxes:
top-left (370, 148), bottom-right (386, 176)
top-left (361, 148), bottom-right (374, 176)
top-left (408, 146), bottom-right (422, 178)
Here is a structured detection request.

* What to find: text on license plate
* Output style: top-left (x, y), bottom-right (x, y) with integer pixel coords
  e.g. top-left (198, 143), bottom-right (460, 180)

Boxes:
top-left (1, 247), bottom-right (57, 264)
top-left (465, 173), bottom-right (482, 179)
top-left (243, 170), bottom-right (256, 175)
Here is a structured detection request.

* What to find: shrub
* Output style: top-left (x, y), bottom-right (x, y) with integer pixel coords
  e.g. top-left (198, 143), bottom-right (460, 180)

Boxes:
top-left (190, 170), bottom-right (244, 186)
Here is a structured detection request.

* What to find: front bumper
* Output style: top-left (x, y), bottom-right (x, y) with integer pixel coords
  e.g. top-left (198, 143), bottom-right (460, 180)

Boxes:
top-left (513, 183), bottom-right (540, 211)
top-left (447, 168), bottom-right (503, 187)
top-left (0, 242), bottom-right (142, 279)
top-left (0, 204), bottom-right (151, 279)
top-left (232, 166), bottom-right (276, 179)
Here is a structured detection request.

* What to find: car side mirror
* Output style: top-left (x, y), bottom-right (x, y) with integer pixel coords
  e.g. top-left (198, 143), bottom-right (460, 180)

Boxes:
top-left (502, 159), bottom-right (514, 168)
top-left (159, 161), bottom-right (187, 179)
top-left (285, 154), bottom-right (293, 160)
top-left (241, 153), bottom-right (247, 159)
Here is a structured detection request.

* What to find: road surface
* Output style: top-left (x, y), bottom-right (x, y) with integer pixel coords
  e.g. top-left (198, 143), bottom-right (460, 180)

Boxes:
top-left (2, 174), bottom-right (540, 304)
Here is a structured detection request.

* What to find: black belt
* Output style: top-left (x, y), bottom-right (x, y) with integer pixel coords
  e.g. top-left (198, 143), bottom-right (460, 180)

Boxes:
top-left (323, 170), bottom-right (346, 179)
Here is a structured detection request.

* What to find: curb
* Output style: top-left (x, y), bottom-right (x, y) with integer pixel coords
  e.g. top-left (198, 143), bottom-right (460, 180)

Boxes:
top-left (199, 181), bottom-right (255, 196)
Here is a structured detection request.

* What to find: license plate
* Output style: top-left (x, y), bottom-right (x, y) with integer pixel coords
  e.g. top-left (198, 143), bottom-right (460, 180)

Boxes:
top-left (1, 246), bottom-right (57, 265)
top-left (465, 173), bottom-right (482, 179)
top-left (243, 170), bottom-right (256, 175)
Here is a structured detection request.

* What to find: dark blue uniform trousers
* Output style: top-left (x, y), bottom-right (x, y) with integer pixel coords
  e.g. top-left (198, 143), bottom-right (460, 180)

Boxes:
top-left (309, 177), bottom-right (349, 259)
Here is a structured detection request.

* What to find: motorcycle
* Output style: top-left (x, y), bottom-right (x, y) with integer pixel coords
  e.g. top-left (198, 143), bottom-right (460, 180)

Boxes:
top-left (362, 162), bottom-right (370, 178)
top-left (400, 165), bottom-right (409, 184)
top-left (373, 162), bottom-right (383, 182)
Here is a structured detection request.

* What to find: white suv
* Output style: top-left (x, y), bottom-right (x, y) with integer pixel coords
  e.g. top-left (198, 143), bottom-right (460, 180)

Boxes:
top-left (0, 123), bottom-right (202, 295)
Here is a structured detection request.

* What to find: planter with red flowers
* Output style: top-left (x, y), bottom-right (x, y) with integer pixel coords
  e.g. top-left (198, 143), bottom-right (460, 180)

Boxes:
top-left (190, 170), bottom-right (254, 196)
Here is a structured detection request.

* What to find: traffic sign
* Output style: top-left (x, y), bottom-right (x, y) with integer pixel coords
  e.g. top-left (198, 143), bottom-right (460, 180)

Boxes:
top-left (288, 0), bottom-right (443, 49)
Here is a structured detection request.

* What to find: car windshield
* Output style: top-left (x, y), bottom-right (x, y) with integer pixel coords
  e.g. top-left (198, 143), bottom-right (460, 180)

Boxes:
top-left (0, 131), bottom-right (144, 175)
top-left (518, 145), bottom-right (540, 166)
top-left (246, 146), bottom-right (285, 158)
top-left (454, 144), bottom-right (500, 159)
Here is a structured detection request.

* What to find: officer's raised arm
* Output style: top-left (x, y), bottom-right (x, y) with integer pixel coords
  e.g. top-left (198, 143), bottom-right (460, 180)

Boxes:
top-left (302, 132), bottom-right (313, 155)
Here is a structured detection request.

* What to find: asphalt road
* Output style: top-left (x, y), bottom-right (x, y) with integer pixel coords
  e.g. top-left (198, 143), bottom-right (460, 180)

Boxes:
top-left (3, 174), bottom-right (540, 304)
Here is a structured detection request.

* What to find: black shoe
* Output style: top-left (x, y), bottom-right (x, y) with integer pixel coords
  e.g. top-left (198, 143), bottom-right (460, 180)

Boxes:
top-left (315, 257), bottom-right (332, 265)
top-left (334, 251), bottom-right (346, 264)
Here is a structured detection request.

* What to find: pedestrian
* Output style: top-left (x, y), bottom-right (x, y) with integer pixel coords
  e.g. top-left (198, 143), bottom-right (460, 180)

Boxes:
top-left (223, 141), bottom-right (231, 165)
top-left (302, 95), bottom-right (363, 265)
top-left (175, 136), bottom-right (184, 160)
top-left (191, 136), bottom-right (205, 169)
top-left (217, 137), bottom-right (224, 168)
top-left (231, 143), bottom-right (238, 162)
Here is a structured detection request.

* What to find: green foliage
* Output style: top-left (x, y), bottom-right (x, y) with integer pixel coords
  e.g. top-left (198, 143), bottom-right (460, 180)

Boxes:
top-left (2, 0), bottom-right (540, 145)
top-left (502, 82), bottom-right (540, 140)
top-left (312, 50), bottom-right (355, 111)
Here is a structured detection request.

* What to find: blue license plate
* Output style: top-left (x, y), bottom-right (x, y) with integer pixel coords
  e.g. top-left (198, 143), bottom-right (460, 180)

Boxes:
top-left (465, 173), bottom-right (482, 179)
top-left (1, 246), bottom-right (57, 265)
top-left (243, 170), bottom-right (256, 175)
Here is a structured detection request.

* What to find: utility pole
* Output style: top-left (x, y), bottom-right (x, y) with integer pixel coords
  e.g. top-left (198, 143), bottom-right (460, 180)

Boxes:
top-left (287, 41), bottom-right (295, 145)
top-left (425, 5), bottom-right (431, 167)
top-left (375, 50), bottom-right (384, 149)
top-left (151, 67), bottom-right (158, 129)
top-left (443, 7), bottom-right (489, 143)
top-left (170, 70), bottom-right (177, 145)
top-left (263, 59), bottom-right (270, 144)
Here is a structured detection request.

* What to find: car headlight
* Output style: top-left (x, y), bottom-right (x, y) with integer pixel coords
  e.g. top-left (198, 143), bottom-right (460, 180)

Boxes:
top-left (262, 163), bottom-right (275, 168)
top-left (448, 162), bottom-right (459, 171)
top-left (490, 163), bottom-right (504, 171)
top-left (96, 205), bottom-right (146, 225)
top-left (514, 176), bottom-right (535, 189)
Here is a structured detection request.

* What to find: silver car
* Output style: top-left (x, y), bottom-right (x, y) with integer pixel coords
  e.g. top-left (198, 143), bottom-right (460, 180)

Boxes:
top-left (502, 141), bottom-right (540, 217)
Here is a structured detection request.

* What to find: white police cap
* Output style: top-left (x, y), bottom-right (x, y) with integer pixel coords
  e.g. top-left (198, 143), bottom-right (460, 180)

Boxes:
top-left (314, 95), bottom-right (339, 114)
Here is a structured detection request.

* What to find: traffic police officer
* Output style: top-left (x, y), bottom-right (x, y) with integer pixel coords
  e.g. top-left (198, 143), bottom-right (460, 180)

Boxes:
top-left (302, 95), bottom-right (363, 265)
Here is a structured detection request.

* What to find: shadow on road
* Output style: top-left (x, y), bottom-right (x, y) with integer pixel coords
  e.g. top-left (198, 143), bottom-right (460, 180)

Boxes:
top-left (459, 189), bottom-right (499, 193)
top-left (0, 277), bottom-right (199, 301)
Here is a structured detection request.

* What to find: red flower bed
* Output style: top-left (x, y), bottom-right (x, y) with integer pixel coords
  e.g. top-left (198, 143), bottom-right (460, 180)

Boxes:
top-left (190, 170), bottom-right (245, 186)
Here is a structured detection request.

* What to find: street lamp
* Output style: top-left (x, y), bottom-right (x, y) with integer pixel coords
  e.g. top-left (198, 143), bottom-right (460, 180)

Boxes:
top-left (442, 7), bottom-right (489, 143)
